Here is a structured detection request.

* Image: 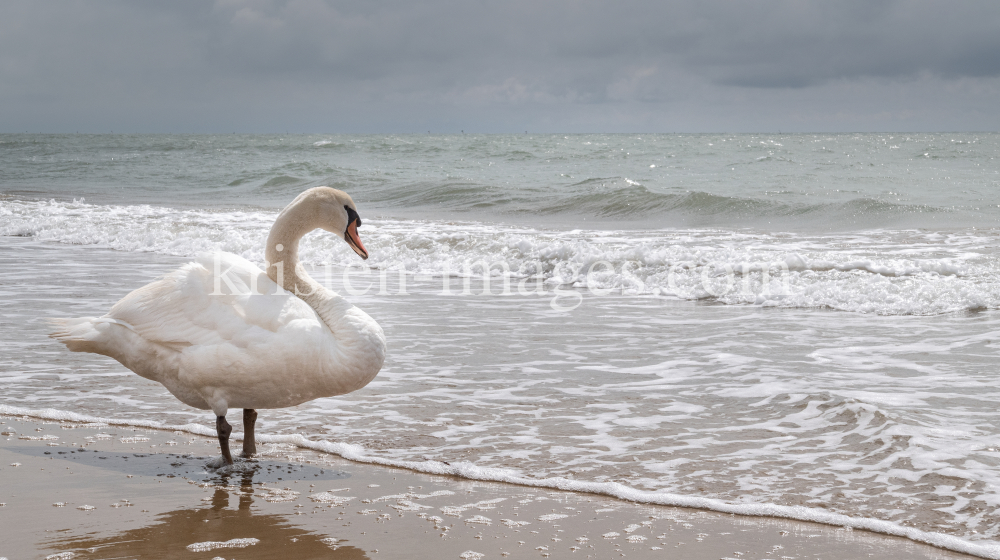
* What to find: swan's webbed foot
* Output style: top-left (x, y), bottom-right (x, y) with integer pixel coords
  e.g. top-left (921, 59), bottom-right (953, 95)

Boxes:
top-left (216, 415), bottom-right (233, 466)
top-left (241, 408), bottom-right (258, 458)
top-left (205, 455), bottom-right (230, 469)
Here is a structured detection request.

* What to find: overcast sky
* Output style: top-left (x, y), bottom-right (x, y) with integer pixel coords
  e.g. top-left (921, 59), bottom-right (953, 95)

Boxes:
top-left (2, 1), bottom-right (999, 133)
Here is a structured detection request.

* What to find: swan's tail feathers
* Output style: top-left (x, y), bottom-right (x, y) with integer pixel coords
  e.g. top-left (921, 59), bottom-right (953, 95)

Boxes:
top-left (48, 317), bottom-right (133, 356)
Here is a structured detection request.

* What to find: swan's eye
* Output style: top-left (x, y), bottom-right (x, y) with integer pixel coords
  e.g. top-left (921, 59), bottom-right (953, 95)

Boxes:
top-left (344, 205), bottom-right (361, 228)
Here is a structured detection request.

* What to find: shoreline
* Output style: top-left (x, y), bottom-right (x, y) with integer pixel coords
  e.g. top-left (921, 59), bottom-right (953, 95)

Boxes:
top-left (0, 411), bottom-right (982, 560)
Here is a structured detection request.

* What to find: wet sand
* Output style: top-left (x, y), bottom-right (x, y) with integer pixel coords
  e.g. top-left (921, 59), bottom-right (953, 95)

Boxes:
top-left (0, 415), bottom-right (976, 560)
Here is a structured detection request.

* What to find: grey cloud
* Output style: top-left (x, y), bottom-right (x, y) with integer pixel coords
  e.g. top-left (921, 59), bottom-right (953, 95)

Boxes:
top-left (683, 2), bottom-right (1000, 88)
top-left (1, 0), bottom-right (998, 132)
top-left (200, 1), bottom-right (1000, 85)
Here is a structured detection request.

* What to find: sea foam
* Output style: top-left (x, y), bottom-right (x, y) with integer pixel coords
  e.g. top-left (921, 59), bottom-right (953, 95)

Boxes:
top-left (1, 197), bottom-right (995, 316)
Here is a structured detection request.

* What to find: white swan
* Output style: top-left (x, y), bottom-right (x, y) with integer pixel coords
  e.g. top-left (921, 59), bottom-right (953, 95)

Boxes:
top-left (49, 187), bottom-right (386, 465)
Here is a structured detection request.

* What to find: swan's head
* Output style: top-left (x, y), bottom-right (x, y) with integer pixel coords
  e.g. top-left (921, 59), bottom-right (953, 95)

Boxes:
top-left (290, 187), bottom-right (369, 260)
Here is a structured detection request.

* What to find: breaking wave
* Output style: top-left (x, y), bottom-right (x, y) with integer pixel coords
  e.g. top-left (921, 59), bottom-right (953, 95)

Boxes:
top-left (2, 197), bottom-right (996, 316)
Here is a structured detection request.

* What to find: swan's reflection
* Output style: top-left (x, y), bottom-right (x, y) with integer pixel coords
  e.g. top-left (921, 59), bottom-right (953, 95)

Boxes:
top-left (46, 474), bottom-right (370, 560)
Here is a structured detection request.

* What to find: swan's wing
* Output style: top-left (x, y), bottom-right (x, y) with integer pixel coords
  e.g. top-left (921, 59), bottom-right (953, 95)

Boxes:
top-left (107, 252), bottom-right (323, 350)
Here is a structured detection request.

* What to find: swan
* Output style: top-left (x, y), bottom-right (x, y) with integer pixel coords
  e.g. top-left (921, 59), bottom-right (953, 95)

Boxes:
top-left (49, 187), bottom-right (386, 466)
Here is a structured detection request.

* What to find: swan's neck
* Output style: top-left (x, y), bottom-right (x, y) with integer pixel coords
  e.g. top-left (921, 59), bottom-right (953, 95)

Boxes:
top-left (263, 204), bottom-right (385, 378)
top-left (265, 208), bottom-right (318, 297)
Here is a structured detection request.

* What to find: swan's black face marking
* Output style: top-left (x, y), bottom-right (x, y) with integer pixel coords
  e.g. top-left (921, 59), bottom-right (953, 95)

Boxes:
top-left (345, 205), bottom-right (361, 229)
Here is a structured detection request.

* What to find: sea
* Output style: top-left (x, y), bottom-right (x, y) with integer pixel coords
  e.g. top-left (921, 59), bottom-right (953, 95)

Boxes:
top-left (3, 133), bottom-right (1000, 556)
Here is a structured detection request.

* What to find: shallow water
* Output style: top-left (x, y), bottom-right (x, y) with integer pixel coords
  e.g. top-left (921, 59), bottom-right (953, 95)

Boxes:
top-left (3, 133), bottom-right (1000, 554)
top-left (3, 418), bottom-right (968, 560)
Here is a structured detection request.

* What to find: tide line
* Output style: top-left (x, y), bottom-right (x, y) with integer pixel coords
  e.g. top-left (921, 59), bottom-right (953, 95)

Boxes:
top-left (2, 403), bottom-right (997, 559)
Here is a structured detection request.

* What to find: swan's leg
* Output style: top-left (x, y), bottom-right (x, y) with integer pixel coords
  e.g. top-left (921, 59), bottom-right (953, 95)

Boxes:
top-left (217, 415), bottom-right (233, 465)
top-left (241, 409), bottom-right (258, 457)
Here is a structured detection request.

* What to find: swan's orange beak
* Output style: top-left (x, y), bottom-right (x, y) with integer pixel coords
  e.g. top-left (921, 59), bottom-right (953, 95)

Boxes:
top-left (345, 220), bottom-right (368, 260)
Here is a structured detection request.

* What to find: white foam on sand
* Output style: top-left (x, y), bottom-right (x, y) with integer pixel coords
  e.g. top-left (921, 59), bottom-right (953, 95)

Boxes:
top-left (186, 538), bottom-right (260, 552)
top-left (5, 403), bottom-right (1000, 560)
top-left (309, 492), bottom-right (355, 506)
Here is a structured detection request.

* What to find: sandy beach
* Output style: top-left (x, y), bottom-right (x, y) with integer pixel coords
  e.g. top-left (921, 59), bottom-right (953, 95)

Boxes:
top-left (0, 414), bottom-right (973, 560)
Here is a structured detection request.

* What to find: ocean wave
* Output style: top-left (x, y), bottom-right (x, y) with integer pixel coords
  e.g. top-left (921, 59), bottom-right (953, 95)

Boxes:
top-left (350, 176), bottom-right (956, 228)
top-left (1, 197), bottom-right (996, 316)
top-left (260, 174), bottom-right (308, 188)
top-left (3, 133), bottom-right (998, 231)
